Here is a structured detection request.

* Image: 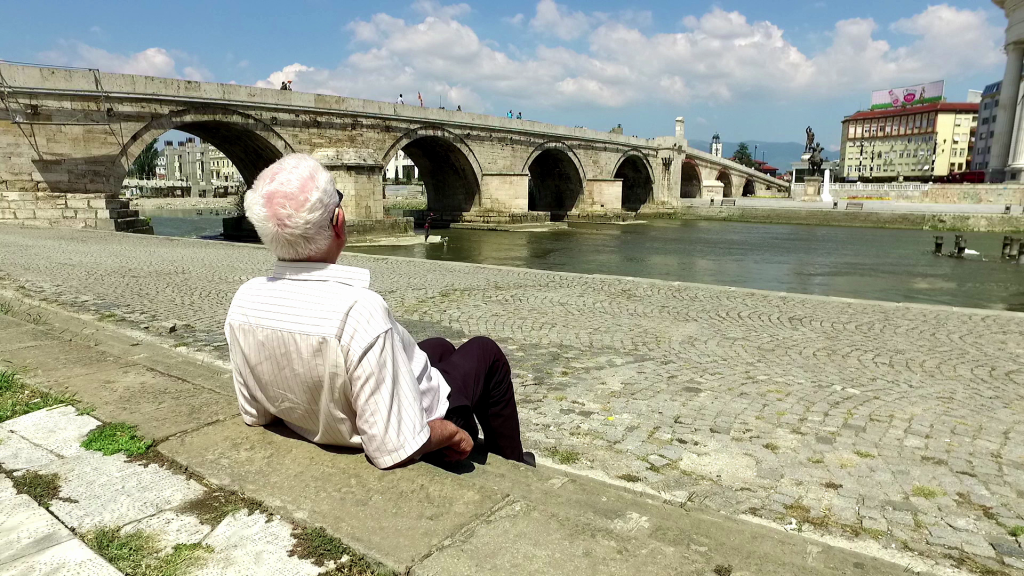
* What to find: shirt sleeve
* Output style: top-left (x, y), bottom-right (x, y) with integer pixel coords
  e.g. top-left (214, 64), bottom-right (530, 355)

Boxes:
top-left (348, 327), bottom-right (431, 469)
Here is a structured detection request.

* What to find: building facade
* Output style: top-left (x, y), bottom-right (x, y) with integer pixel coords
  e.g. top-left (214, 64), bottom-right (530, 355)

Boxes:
top-left (973, 81), bottom-right (1002, 171)
top-left (384, 150), bottom-right (418, 182)
top-left (838, 103), bottom-right (978, 182)
top-left (159, 138), bottom-right (239, 197)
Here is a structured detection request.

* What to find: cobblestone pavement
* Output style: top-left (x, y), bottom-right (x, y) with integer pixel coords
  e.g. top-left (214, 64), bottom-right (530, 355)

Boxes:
top-left (1, 227), bottom-right (1023, 573)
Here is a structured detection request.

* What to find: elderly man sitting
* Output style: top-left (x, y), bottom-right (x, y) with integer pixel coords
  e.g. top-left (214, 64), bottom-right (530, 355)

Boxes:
top-left (225, 154), bottom-right (532, 469)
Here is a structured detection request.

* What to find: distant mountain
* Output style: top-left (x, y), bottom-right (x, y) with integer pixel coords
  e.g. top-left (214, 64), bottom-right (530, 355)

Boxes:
top-left (687, 140), bottom-right (815, 172)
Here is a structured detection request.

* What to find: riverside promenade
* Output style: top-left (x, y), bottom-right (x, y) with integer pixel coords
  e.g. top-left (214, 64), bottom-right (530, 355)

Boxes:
top-left (1, 226), bottom-right (1023, 574)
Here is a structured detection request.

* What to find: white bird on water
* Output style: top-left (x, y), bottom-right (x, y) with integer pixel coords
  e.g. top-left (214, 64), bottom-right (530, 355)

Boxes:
top-left (964, 249), bottom-right (980, 255)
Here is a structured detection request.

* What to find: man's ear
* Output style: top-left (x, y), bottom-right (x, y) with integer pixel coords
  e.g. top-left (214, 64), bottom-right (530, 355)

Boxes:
top-left (334, 207), bottom-right (347, 239)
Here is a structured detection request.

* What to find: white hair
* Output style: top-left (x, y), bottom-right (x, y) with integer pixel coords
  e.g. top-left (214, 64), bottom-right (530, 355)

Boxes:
top-left (245, 154), bottom-right (337, 261)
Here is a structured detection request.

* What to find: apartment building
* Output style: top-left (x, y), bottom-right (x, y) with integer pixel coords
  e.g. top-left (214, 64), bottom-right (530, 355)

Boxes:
top-left (838, 102), bottom-right (978, 182)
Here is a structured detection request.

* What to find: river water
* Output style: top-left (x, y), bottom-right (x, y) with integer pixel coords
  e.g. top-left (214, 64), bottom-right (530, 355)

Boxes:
top-left (146, 215), bottom-right (1024, 312)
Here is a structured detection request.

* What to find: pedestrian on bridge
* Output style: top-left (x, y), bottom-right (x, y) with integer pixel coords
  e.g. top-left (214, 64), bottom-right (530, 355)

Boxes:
top-left (226, 154), bottom-right (532, 469)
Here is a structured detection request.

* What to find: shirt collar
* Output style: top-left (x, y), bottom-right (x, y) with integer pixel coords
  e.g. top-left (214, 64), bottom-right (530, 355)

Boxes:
top-left (272, 261), bottom-right (371, 288)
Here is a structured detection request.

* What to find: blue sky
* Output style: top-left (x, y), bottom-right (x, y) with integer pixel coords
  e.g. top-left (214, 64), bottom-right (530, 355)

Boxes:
top-left (0, 1), bottom-right (1008, 150)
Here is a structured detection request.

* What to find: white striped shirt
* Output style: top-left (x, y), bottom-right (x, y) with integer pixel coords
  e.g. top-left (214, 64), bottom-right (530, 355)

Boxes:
top-left (224, 261), bottom-right (451, 468)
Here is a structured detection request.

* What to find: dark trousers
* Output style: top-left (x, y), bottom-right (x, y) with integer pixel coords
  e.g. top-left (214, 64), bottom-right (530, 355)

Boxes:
top-left (418, 336), bottom-right (525, 462)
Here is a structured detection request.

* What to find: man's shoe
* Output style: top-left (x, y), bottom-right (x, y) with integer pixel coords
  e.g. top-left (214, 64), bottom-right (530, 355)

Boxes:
top-left (521, 451), bottom-right (536, 468)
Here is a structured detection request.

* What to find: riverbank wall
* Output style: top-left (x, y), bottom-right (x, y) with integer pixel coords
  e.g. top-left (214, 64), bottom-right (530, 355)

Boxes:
top-left (647, 206), bottom-right (1024, 232)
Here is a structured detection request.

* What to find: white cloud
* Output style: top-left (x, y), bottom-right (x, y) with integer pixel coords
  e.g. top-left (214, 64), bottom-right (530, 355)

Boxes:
top-left (257, 4), bottom-right (1002, 111)
top-left (530, 0), bottom-right (592, 40)
top-left (39, 42), bottom-right (179, 77)
top-left (42, 2), bottom-right (1003, 120)
top-left (505, 13), bottom-right (525, 26)
top-left (37, 41), bottom-right (214, 80)
top-left (412, 0), bottom-right (470, 20)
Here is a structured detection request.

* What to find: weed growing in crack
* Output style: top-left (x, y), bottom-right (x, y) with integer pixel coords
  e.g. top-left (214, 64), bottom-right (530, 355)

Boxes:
top-left (290, 525), bottom-right (394, 575)
top-left (83, 527), bottom-right (212, 576)
top-left (10, 470), bottom-right (63, 508)
top-left (82, 423), bottom-right (152, 456)
top-left (543, 447), bottom-right (582, 465)
top-left (911, 485), bottom-right (946, 499)
top-left (178, 489), bottom-right (271, 528)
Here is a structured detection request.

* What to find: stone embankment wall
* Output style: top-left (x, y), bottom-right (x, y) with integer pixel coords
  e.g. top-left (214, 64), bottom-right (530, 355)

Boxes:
top-left (899, 184), bottom-right (1024, 205)
top-left (0, 191), bottom-right (152, 233)
top-left (657, 206), bottom-right (1024, 232)
top-left (129, 197), bottom-right (236, 210)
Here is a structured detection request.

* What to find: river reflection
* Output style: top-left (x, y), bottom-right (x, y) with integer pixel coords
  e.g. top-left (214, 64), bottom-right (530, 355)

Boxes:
top-left (348, 220), bottom-right (1024, 312)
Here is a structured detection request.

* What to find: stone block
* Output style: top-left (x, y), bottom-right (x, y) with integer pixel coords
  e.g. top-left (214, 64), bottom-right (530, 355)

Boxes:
top-left (65, 199), bottom-right (92, 209)
top-left (0, 494), bottom-right (75, 566)
top-left (96, 209), bottom-right (136, 220)
top-left (193, 511), bottom-right (324, 576)
top-left (0, 429), bottom-right (58, 472)
top-left (0, 534), bottom-right (122, 575)
top-left (12, 209), bottom-right (35, 219)
top-left (0, 191), bottom-right (36, 201)
top-left (1, 406), bottom-right (101, 458)
top-left (0, 209), bottom-right (15, 219)
top-left (33, 209), bottom-right (67, 219)
top-left (29, 451), bottom-right (205, 530)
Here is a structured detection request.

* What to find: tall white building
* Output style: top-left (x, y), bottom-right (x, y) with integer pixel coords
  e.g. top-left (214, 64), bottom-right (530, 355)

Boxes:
top-left (385, 150), bottom-right (418, 182)
top-left (988, 0), bottom-right (1024, 181)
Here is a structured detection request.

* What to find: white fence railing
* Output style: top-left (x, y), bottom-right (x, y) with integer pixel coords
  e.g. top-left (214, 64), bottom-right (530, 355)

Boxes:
top-left (122, 178), bottom-right (239, 188)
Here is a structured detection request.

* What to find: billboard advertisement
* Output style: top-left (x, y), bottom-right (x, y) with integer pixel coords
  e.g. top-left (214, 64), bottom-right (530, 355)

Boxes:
top-left (870, 80), bottom-right (944, 110)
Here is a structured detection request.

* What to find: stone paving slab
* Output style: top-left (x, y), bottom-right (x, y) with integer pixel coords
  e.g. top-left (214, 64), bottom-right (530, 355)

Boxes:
top-left (122, 510), bottom-right (212, 555)
top-left (0, 538), bottom-right (122, 576)
top-left (193, 511), bottom-right (323, 576)
top-left (0, 340), bottom-right (135, 389)
top-left (0, 477), bottom-right (15, 501)
top-left (41, 364), bottom-right (239, 442)
top-left (0, 327), bottom-right (64, 354)
top-left (0, 429), bottom-right (56, 472)
top-left (0, 315), bottom-right (24, 332)
top-left (0, 494), bottom-right (74, 567)
top-left (1, 406), bottom-right (99, 458)
top-left (29, 451), bottom-right (205, 530)
top-left (158, 418), bottom-right (509, 571)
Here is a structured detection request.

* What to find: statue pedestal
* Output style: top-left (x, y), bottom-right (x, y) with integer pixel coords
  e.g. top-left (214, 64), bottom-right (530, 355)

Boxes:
top-left (802, 176), bottom-right (823, 202)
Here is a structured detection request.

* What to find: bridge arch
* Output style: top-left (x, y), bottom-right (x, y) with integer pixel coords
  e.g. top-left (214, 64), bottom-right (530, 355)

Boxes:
top-left (742, 179), bottom-right (756, 197)
top-left (716, 169), bottom-right (734, 198)
top-left (116, 106), bottom-right (294, 190)
top-left (613, 150), bottom-right (654, 212)
top-left (680, 159), bottom-right (701, 198)
top-left (523, 141), bottom-right (585, 219)
top-left (383, 126), bottom-right (482, 213)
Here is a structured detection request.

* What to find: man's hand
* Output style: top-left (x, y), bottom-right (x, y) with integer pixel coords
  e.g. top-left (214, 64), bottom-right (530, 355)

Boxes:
top-left (397, 419), bottom-right (473, 467)
top-left (440, 426), bottom-right (473, 461)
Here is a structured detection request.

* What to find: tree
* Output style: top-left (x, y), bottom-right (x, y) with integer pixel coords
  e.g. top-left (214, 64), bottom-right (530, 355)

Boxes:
top-left (732, 142), bottom-right (756, 168)
top-left (128, 139), bottom-right (159, 179)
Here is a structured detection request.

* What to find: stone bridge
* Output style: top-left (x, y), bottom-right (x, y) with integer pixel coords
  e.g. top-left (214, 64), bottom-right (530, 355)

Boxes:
top-left (0, 62), bottom-right (788, 232)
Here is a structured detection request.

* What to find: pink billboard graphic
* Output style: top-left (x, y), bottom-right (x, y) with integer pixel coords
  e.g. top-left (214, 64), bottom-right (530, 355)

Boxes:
top-left (871, 81), bottom-right (944, 110)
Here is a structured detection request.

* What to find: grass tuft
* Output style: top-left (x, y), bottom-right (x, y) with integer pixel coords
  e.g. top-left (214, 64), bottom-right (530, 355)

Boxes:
top-left (290, 526), bottom-right (395, 575)
top-left (822, 481), bottom-right (843, 491)
top-left (617, 473), bottom-right (642, 483)
top-left (911, 485), bottom-right (946, 499)
top-left (178, 489), bottom-right (270, 528)
top-left (853, 450), bottom-right (876, 459)
top-left (807, 455), bottom-right (825, 464)
top-left (713, 565), bottom-right (733, 576)
top-left (82, 423), bottom-right (152, 456)
top-left (763, 442), bottom-right (780, 453)
top-left (1009, 525), bottom-right (1024, 538)
top-left (0, 367), bottom-right (77, 423)
top-left (543, 447), bottom-right (582, 466)
top-left (11, 470), bottom-right (63, 508)
top-left (83, 527), bottom-right (212, 576)
top-left (0, 301), bottom-right (13, 316)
